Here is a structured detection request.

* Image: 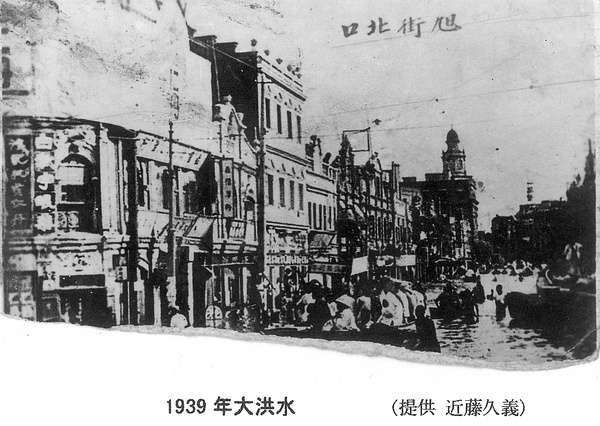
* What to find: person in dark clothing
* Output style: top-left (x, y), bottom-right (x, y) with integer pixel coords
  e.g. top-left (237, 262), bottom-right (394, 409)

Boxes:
top-left (435, 283), bottom-right (461, 319)
top-left (459, 289), bottom-right (477, 324)
top-left (414, 305), bottom-right (441, 352)
top-left (472, 278), bottom-right (485, 319)
top-left (307, 287), bottom-right (332, 332)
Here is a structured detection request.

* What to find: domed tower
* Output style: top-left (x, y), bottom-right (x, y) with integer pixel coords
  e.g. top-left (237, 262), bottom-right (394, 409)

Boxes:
top-left (442, 127), bottom-right (467, 178)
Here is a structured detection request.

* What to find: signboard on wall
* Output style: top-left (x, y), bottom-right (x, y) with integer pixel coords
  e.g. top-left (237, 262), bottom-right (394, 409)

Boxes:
top-left (265, 254), bottom-right (309, 266)
top-left (309, 263), bottom-right (347, 275)
top-left (5, 135), bottom-right (32, 231)
top-left (221, 158), bottom-right (235, 218)
top-left (33, 133), bottom-right (57, 235)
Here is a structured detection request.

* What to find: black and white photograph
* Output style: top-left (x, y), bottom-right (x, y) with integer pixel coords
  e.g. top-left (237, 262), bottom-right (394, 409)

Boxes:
top-left (1, 1), bottom-right (598, 421)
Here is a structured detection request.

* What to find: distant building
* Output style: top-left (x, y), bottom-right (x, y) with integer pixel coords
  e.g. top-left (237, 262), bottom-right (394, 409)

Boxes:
top-left (400, 128), bottom-right (479, 279)
top-left (492, 140), bottom-right (595, 270)
top-left (337, 133), bottom-right (414, 290)
top-left (491, 215), bottom-right (517, 263)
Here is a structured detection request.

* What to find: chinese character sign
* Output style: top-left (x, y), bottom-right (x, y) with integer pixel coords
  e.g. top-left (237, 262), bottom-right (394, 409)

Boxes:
top-left (33, 133), bottom-right (57, 235)
top-left (5, 135), bottom-right (33, 231)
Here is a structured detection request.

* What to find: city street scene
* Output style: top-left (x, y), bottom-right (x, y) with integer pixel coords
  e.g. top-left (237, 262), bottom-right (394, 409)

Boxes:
top-left (2, 0), bottom-right (597, 366)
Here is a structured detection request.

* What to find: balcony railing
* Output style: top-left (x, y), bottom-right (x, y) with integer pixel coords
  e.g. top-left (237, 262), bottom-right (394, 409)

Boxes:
top-left (215, 217), bottom-right (257, 242)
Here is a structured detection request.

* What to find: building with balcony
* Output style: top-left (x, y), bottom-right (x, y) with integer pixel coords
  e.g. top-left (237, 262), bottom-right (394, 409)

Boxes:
top-left (2, 1), bottom-right (260, 329)
top-left (192, 36), bottom-right (310, 319)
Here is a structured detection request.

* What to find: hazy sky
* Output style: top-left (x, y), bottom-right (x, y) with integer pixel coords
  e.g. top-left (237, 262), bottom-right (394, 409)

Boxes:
top-left (186, 0), bottom-right (596, 230)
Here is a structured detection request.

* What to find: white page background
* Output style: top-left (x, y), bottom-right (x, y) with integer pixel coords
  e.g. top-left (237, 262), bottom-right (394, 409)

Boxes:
top-left (1, 314), bottom-right (597, 425)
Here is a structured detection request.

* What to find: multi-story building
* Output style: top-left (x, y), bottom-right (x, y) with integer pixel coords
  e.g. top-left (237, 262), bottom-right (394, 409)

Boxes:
top-left (2, 0), bottom-right (193, 326)
top-left (3, 116), bottom-right (132, 326)
top-left (491, 215), bottom-right (517, 263)
top-left (3, 1), bottom-right (261, 329)
top-left (494, 141), bottom-right (595, 270)
top-left (336, 133), bottom-right (415, 292)
top-left (304, 136), bottom-right (342, 291)
top-left (401, 128), bottom-right (479, 279)
top-left (192, 37), bottom-right (309, 317)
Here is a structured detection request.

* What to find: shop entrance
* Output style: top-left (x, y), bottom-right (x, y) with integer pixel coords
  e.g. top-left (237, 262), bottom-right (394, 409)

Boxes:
top-left (53, 275), bottom-right (111, 327)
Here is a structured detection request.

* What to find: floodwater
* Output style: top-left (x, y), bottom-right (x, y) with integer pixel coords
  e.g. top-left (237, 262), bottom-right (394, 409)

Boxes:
top-left (427, 273), bottom-right (597, 363)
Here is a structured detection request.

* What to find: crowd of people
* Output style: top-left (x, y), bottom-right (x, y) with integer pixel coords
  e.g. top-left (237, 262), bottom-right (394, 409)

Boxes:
top-left (262, 276), bottom-right (442, 352)
top-left (434, 278), bottom-right (506, 322)
top-left (271, 277), bottom-right (427, 331)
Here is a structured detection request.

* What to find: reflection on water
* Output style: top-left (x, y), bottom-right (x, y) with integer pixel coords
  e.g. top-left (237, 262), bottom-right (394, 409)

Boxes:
top-left (427, 273), bottom-right (596, 363)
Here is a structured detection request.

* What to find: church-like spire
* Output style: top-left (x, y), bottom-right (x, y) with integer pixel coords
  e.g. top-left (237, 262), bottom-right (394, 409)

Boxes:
top-left (445, 127), bottom-right (460, 151)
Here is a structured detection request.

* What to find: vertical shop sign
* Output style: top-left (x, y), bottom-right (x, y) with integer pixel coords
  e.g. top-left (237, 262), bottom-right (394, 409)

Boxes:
top-left (222, 158), bottom-right (235, 218)
top-left (33, 133), bottom-right (57, 234)
top-left (5, 135), bottom-right (32, 231)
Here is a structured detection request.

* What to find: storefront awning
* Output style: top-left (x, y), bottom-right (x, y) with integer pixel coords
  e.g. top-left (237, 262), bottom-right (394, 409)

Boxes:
top-left (185, 216), bottom-right (215, 239)
top-left (309, 231), bottom-right (335, 250)
top-left (157, 215), bottom-right (214, 239)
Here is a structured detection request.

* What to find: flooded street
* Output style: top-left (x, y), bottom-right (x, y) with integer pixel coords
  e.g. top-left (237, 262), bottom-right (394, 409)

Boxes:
top-left (428, 273), bottom-right (596, 363)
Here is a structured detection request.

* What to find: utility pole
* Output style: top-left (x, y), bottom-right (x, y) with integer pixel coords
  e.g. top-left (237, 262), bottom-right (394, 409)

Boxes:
top-left (256, 73), bottom-right (267, 288)
top-left (167, 120), bottom-right (177, 321)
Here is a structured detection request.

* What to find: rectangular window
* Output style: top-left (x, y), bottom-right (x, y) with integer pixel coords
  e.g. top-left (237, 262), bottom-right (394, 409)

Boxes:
top-left (289, 181), bottom-right (295, 210)
top-left (174, 168), bottom-right (180, 216)
top-left (276, 105), bottom-right (282, 134)
top-left (265, 98), bottom-right (271, 129)
top-left (267, 174), bottom-right (274, 205)
top-left (184, 178), bottom-right (197, 214)
top-left (161, 168), bottom-right (170, 210)
top-left (328, 206), bottom-right (332, 230)
top-left (298, 184), bottom-right (304, 210)
top-left (287, 110), bottom-right (293, 139)
top-left (318, 205), bottom-right (323, 230)
top-left (296, 115), bottom-right (302, 144)
top-left (137, 159), bottom-right (149, 208)
top-left (279, 177), bottom-right (285, 207)
top-left (323, 206), bottom-right (327, 230)
top-left (308, 202), bottom-right (312, 227)
top-left (313, 204), bottom-right (318, 229)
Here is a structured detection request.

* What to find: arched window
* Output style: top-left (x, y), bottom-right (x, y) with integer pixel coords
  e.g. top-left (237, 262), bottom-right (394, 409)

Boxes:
top-left (57, 155), bottom-right (96, 232)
